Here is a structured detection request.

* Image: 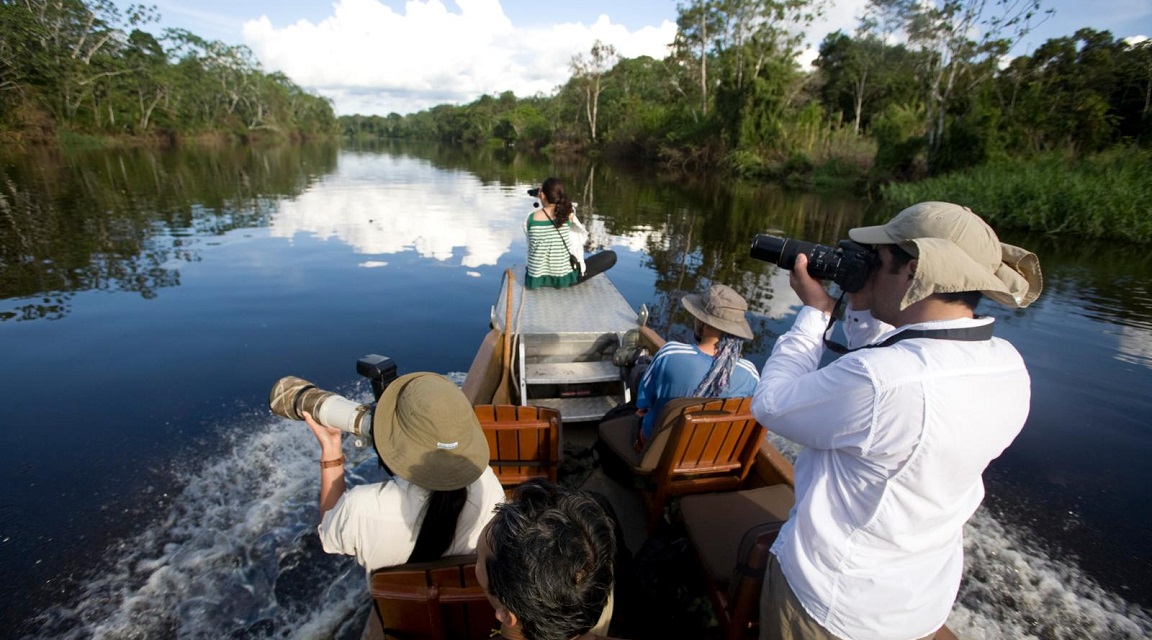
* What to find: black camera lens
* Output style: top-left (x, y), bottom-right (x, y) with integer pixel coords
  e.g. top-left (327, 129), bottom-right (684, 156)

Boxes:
top-left (527, 187), bottom-right (540, 197)
top-left (749, 234), bottom-right (877, 293)
top-left (750, 235), bottom-right (818, 271)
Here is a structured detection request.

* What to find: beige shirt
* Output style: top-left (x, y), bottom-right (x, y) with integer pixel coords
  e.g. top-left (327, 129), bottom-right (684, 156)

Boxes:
top-left (318, 466), bottom-right (505, 574)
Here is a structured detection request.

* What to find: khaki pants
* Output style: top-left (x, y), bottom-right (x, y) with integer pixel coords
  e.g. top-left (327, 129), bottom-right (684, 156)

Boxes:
top-left (759, 554), bottom-right (937, 640)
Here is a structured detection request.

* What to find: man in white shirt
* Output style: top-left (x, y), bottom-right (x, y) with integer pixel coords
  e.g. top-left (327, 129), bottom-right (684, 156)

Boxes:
top-left (751, 202), bottom-right (1043, 640)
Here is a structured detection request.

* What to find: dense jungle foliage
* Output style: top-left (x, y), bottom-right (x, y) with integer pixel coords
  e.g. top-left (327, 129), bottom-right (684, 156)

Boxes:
top-left (341, 0), bottom-right (1151, 187)
top-left (0, 0), bottom-right (337, 146)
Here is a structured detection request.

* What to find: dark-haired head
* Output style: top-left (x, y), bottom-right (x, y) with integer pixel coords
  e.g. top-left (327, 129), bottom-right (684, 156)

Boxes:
top-left (478, 479), bottom-right (615, 640)
top-left (540, 177), bottom-right (574, 225)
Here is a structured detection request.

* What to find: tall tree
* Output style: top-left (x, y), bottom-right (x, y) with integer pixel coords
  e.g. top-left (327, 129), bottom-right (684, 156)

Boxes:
top-left (122, 29), bottom-right (169, 131)
top-left (816, 31), bottom-right (924, 135)
top-left (673, 0), bottom-right (724, 118)
top-left (709, 0), bottom-right (829, 147)
top-left (4, 0), bottom-right (154, 126)
top-left (996, 29), bottom-right (1148, 152)
top-left (865, 0), bottom-right (1051, 168)
top-left (596, 55), bottom-right (679, 154)
top-left (673, 0), bottom-right (829, 149)
top-left (0, 2), bottom-right (38, 119)
top-left (1115, 38), bottom-right (1152, 142)
top-left (570, 40), bottom-right (619, 143)
top-left (817, 32), bottom-right (876, 134)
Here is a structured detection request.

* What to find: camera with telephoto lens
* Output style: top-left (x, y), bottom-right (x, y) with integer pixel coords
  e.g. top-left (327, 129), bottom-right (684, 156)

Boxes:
top-left (749, 235), bottom-right (878, 293)
top-left (269, 354), bottom-right (398, 442)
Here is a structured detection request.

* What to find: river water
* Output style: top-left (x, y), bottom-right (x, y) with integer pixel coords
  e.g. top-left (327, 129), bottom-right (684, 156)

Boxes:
top-left (1, 142), bottom-right (1149, 639)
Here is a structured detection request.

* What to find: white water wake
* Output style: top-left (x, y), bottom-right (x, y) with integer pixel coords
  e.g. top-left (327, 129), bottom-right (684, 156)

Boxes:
top-left (23, 397), bottom-right (380, 640)
top-left (17, 413), bottom-right (1151, 639)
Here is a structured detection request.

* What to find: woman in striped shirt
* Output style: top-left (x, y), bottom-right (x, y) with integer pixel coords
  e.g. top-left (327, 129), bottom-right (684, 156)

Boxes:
top-left (523, 177), bottom-right (616, 290)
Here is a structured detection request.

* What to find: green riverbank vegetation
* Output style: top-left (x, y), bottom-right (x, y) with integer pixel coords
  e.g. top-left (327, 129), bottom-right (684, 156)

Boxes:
top-left (0, 0), bottom-right (337, 148)
top-left (341, 1), bottom-right (1150, 241)
top-left (881, 148), bottom-right (1152, 244)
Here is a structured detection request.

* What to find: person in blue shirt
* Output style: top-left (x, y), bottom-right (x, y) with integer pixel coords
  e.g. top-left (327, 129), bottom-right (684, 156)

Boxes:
top-left (634, 283), bottom-right (759, 447)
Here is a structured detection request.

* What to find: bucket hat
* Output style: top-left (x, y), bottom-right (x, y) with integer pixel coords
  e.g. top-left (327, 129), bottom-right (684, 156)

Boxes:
top-left (849, 202), bottom-right (1042, 310)
top-left (372, 372), bottom-right (490, 491)
top-left (681, 284), bottom-right (754, 340)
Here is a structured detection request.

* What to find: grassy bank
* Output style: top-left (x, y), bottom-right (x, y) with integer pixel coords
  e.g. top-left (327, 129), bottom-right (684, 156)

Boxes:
top-left (718, 130), bottom-right (878, 192)
top-left (880, 149), bottom-right (1152, 244)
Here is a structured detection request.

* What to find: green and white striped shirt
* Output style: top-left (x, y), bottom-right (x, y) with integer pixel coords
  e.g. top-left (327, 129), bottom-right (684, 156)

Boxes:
top-left (525, 213), bottom-right (577, 289)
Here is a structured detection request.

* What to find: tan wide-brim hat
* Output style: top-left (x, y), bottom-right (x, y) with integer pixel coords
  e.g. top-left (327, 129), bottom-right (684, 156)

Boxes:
top-left (849, 202), bottom-right (1043, 310)
top-left (372, 372), bottom-right (490, 491)
top-left (681, 283), bottom-right (754, 340)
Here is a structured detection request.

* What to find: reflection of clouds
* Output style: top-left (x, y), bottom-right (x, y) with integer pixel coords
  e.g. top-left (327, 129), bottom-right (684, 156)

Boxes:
top-left (578, 214), bottom-right (660, 253)
top-left (268, 155), bottom-right (522, 267)
top-left (755, 265), bottom-right (801, 317)
top-left (601, 224), bottom-right (661, 253)
top-left (741, 266), bottom-right (803, 320)
top-left (267, 156), bottom-right (672, 270)
top-left (1115, 323), bottom-right (1152, 370)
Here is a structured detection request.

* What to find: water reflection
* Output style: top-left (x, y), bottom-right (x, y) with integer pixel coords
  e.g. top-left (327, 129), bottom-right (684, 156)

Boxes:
top-left (268, 153), bottom-right (523, 267)
top-left (7, 142), bottom-right (1151, 368)
top-left (0, 144), bottom-right (338, 321)
top-left (1116, 323), bottom-right (1152, 369)
top-left (260, 147), bottom-right (833, 347)
top-left (1022, 235), bottom-right (1152, 371)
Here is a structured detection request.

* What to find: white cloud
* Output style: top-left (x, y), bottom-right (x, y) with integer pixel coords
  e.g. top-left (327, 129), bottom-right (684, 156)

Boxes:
top-left (242, 0), bottom-right (676, 115)
top-left (800, 0), bottom-right (869, 61)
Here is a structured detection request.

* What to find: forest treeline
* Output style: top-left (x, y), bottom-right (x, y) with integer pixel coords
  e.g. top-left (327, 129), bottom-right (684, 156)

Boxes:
top-left (341, 0), bottom-right (1151, 185)
top-left (2, 0), bottom-right (1148, 239)
top-left (0, 0), bottom-right (337, 146)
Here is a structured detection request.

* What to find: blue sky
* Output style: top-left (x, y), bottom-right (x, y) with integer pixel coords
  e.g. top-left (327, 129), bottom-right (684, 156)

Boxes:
top-left (127, 0), bottom-right (1152, 116)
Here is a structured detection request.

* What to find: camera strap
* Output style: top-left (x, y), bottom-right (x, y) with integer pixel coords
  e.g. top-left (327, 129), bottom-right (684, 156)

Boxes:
top-left (546, 211), bottom-right (579, 270)
top-left (822, 294), bottom-right (994, 354)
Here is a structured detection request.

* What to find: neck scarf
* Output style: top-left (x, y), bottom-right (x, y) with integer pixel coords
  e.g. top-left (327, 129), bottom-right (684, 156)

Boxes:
top-left (692, 336), bottom-right (743, 397)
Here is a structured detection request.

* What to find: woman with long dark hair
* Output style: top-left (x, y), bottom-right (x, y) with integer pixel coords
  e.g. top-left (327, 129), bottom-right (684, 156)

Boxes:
top-left (524, 177), bottom-right (616, 290)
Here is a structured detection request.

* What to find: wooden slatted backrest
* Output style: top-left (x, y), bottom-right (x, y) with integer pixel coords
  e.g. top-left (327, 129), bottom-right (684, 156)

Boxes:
top-left (369, 554), bottom-right (495, 640)
top-left (650, 397), bottom-right (765, 513)
top-left (639, 397), bottom-right (713, 471)
top-left (473, 404), bottom-right (561, 489)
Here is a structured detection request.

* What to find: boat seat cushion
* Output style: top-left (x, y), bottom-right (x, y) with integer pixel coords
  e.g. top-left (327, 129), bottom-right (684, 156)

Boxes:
top-left (598, 397), bottom-right (728, 476)
top-left (680, 485), bottom-right (796, 585)
top-left (597, 413), bottom-right (645, 472)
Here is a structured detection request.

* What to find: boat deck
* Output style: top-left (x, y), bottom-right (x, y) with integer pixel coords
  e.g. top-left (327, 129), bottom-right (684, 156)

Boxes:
top-left (492, 272), bottom-right (637, 336)
top-left (488, 271), bottom-right (640, 423)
